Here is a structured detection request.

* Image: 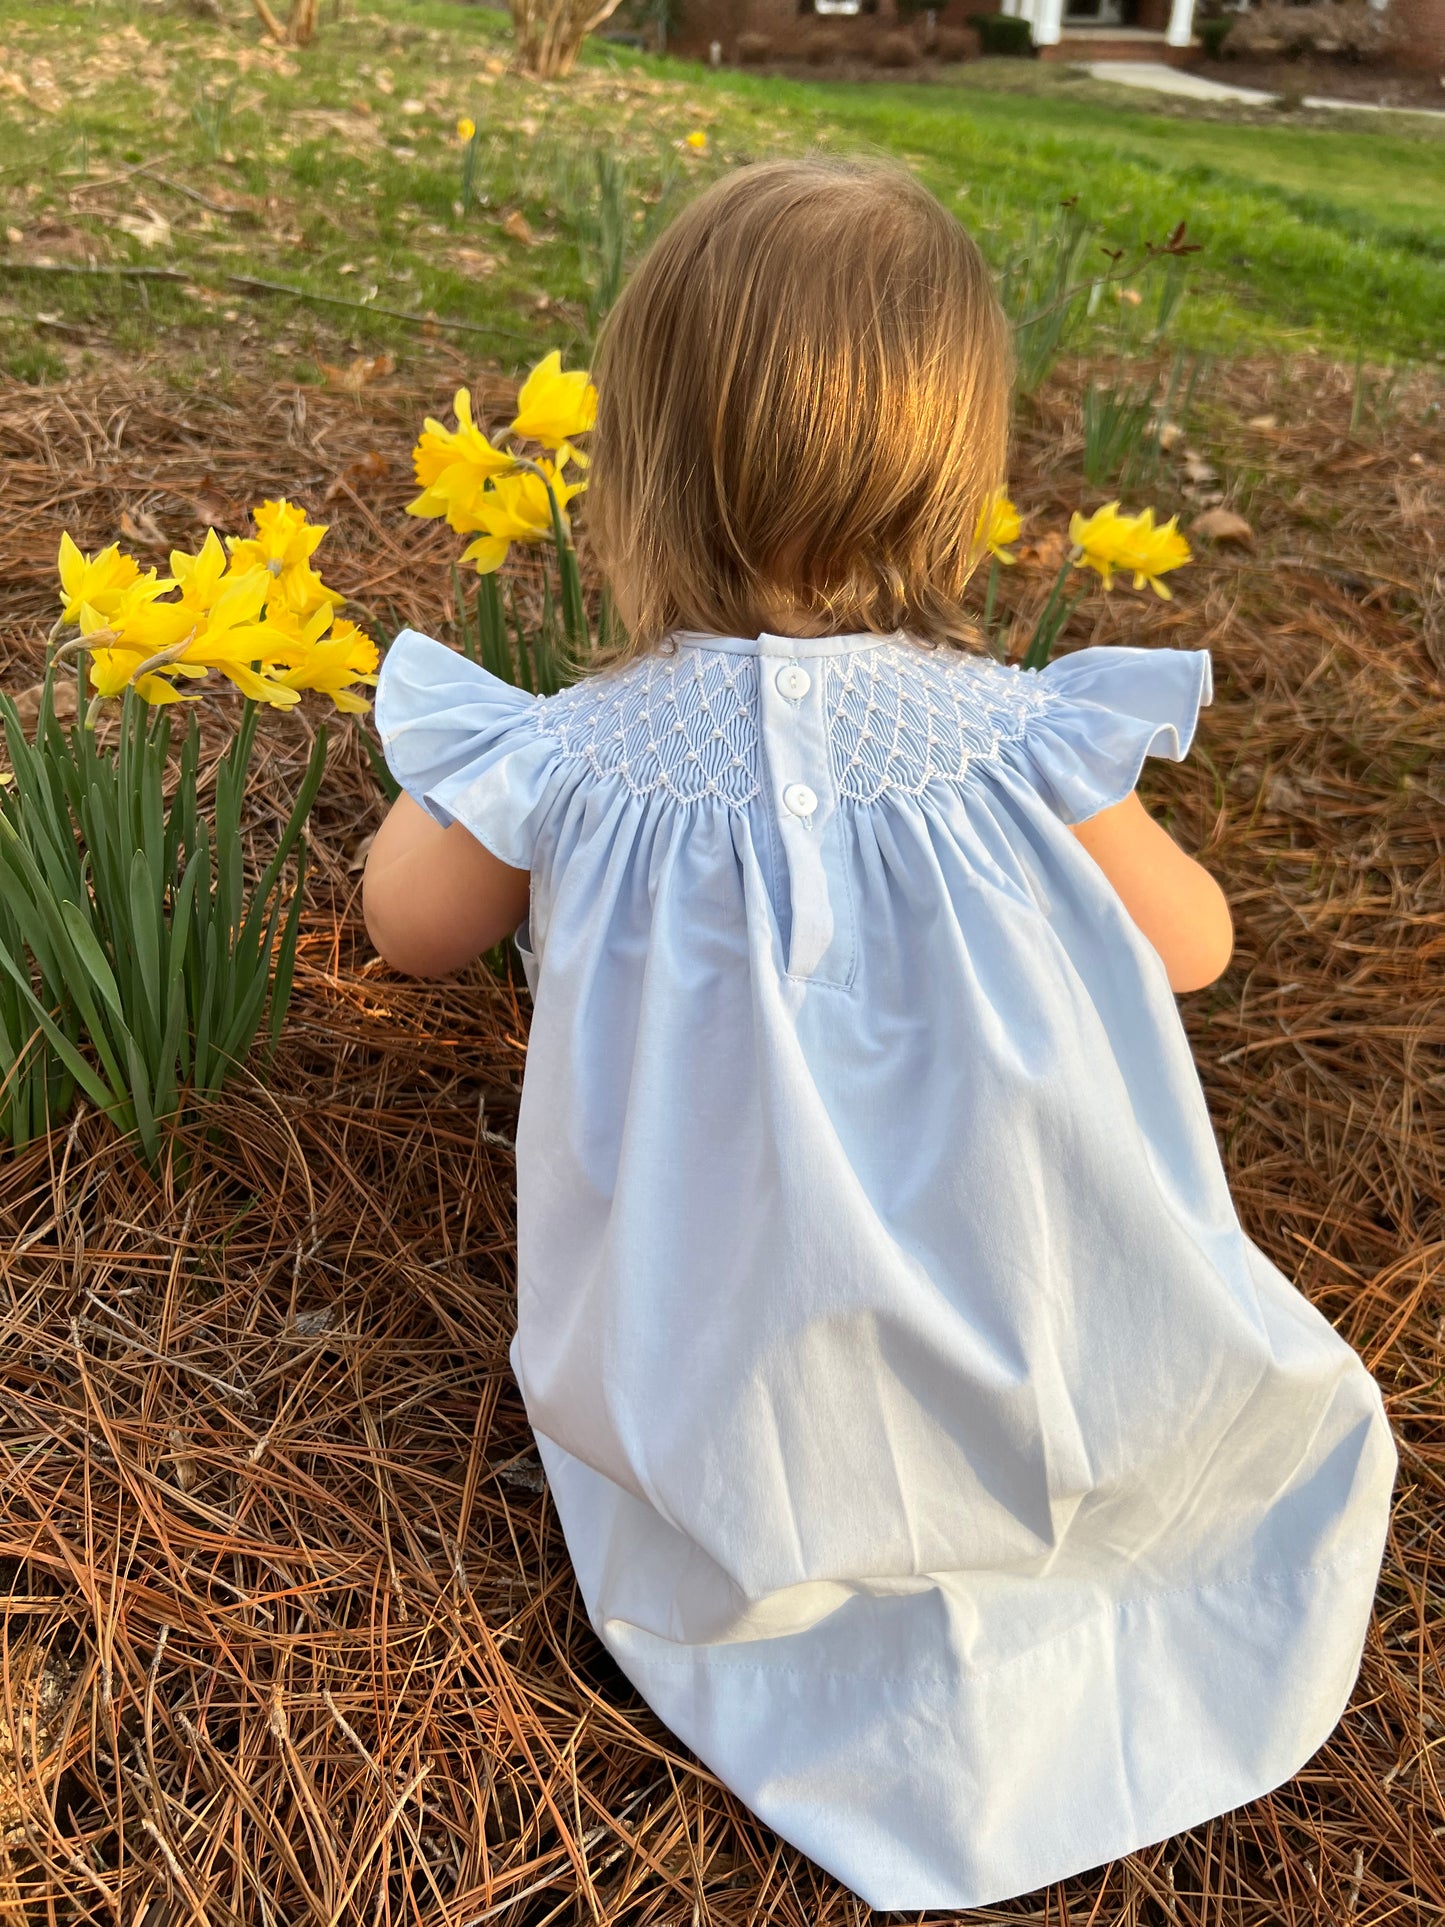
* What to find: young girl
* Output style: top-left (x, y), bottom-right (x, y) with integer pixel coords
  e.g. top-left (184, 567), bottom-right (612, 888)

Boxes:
top-left (364, 161), bottom-right (1395, 1911)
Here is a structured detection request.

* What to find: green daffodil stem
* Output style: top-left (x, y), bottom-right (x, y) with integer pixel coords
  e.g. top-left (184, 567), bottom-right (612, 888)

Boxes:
top-left (983, 559), bottom-right (1002, 659)
top-left (510, 454), bottom-right (587, 660)
top-left (1021, 550), bottom-right (1084, 673)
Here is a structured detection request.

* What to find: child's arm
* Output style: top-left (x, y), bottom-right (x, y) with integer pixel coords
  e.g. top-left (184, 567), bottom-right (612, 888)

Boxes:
top-left (1070, 793), bottom-right (1233, 994)
top-left (363, 794), bottom-right (530, 979)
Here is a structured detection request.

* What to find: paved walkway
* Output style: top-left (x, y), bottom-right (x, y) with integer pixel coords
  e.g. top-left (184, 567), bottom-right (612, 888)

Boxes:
top-left (1082, 59), bottom-right (1445, 117)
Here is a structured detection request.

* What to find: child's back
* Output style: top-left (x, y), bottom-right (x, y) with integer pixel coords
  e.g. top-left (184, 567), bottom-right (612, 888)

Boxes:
top-left (366, 162), bottom-right (1395, 1911)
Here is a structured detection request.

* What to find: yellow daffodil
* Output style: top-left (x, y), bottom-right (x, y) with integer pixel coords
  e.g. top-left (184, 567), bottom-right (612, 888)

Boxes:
top-left (407, 388), bottom-right (515, 533)
top-left (508, 351), bottom-right (597, 452)
top-left (257, 601), bottom-right (336, 654)
top-left (685, 129), bottom-right (707, 151)
top-left (86, 646), bottom-right (203, 706)
top-left (269, 617), bottom-right (379, 714)
top-left (169, 528), bottom-right (231, 614)
top-left (228, 498), bottom-right (322, 574)
top-left (78, 601), bottom-right (205, 704)
top-left (1119, 510), bottom-right (1190, 598)
top-left (459, 461), bottom-right (584, 575)
top-left (56, 512), bottom-right (367, 714)
top-left (457, 115), bottom-right (476, 142)
top-left (1069, 502), bottom-right (1135, 590)
top-left (227, 499), bottom-right (343, 620)
top-left (83, 577), bottom-right (195, 655)
top-left (974, 491), bottom-right (1021, 565)
top-left (57, 534), bottom-right (145, 624)
top-left (1070, 502), bottom-right (1190, 598)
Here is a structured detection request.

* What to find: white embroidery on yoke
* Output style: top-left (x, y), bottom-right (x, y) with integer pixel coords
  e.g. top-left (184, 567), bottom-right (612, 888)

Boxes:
top-left (539, 651), bottom-right (763, 805)
top-left (826, 649), bottom-right (1054, 803)
top-left (535, 643), bottom-right (1054, 807)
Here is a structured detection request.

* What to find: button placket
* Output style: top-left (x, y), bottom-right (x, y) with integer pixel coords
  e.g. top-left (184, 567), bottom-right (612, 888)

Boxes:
top-left (756, 636), bottom-right (855, 988)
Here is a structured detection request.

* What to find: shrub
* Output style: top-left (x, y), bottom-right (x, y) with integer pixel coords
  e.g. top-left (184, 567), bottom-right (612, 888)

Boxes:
top-left (873, 28), bottom-right (921, 63)
top-left (969, 12), bottom-right (1035, 55)
top-left (736, 29), bottom-right (773, 59)
top-left (804, 26), bottom-right (843, 60)
top-left (508, 0), bottom-right (635, 77)
top-left (1198, 15), bottom-right (1233, 58)
top-left (934, 23), bottom-right (981, 58)
top-left (1226, 1), bottom-right (1391, 60)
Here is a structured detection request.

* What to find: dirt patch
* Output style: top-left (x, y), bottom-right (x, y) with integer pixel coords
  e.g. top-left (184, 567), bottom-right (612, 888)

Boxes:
top-left (0, 358), bottom-right (1442, 1923)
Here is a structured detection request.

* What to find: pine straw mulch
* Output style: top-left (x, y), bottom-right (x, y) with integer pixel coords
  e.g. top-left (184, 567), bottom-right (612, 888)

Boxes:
top-left (0, 356), bottom-right (1441, 1926)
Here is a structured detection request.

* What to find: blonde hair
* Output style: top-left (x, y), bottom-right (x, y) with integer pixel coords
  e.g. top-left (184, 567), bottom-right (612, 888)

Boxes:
top-left (587, 158), bottom-right (1012, 660)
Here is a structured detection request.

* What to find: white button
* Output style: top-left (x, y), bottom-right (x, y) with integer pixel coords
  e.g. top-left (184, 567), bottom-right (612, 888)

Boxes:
top-left (775, 664), bottom-right (810, 701)
top-left (782, 783), bottom-right (818, 818)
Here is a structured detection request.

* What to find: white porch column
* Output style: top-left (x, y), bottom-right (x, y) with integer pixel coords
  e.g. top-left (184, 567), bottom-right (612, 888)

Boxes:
top-left (1166, 0), bottom-right (1196, 47)
top-left (1032, 0), bottom-right (1064, 45)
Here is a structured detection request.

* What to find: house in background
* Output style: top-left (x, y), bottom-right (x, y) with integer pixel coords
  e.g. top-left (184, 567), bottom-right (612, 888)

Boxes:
top-left (1002, 0), bottom-right (1198, 61)
top-left (673, 0), bottom-right (1445, 69)
top-left (671, 0), bottom-right (1207, 61)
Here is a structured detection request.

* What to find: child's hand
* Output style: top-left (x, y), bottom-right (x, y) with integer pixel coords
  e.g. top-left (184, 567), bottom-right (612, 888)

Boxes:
top-left (363, 794), bottom-right (530, 978)
top-left (1070, 792), bottom-right (1233, 993)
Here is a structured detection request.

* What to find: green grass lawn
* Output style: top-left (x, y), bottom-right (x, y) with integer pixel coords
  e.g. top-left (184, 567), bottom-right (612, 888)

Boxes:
top-left (0, 0), bottom-right (1442, 388)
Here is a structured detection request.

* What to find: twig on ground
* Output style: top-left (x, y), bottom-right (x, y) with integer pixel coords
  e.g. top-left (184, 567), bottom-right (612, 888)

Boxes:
top-left (6, 261), bottom-right (534, 342)
top-left (68, 158), bottom-right (241, 217)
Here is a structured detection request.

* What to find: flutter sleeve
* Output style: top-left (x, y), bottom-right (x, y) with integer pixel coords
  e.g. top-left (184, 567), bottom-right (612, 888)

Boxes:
top-left (374, 629), bottom-right (563, 871)
top-left (1012, 645), bottom-right (1213, 825)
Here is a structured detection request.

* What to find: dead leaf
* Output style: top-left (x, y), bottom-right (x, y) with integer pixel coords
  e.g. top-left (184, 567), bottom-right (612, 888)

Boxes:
top-left (120, 507), bottom-right (169, 551)
top-left (501, 209), bottom-right (538, 246)
top-left (1155, 420), bottom-right (1184, 452)
top-left (11, 679), bottom-right (77, 731)
top-left (1324, 450), bottom-right (1386, 476)
top-left (325, 450), bottom-right (390, 502)
top-left (347, 831), bottom-right (376, 873)
top-left (186, 479), bottom-right (232, 526)
top-left (1262, 770), bottom-right (1304, 813)
top-left (449, 246), bottom-right (497, 276)
top-left (1247, 414), bottom-right (1278, 430)
top-left (115, 202), bottom-right (171, 250)
top-left (1181, 452), bottom-right (1219, 485)
top-left (1018, 530), bottom-right (1069, 574)
top-left (321, 353), bottom-right (396, 391)
top-left (1190, 507), bottom-right (1253, 546)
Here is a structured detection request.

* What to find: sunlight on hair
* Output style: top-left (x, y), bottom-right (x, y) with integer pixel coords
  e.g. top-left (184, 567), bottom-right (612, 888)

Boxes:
top-left (588, 158), bottom-right (1013, 658)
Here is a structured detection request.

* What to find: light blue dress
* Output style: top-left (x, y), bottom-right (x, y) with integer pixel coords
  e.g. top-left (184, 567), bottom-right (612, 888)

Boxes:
top-left (377, 626), bottom-right (1395, 1912)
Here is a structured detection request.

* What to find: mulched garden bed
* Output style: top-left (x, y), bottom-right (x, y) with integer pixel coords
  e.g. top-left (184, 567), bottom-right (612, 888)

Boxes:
top-left (0, 354), bottom-right (1441, 1923)
top-left (1195, 54), bottom-right (1445, 109)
